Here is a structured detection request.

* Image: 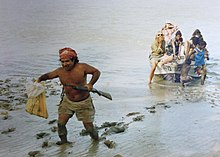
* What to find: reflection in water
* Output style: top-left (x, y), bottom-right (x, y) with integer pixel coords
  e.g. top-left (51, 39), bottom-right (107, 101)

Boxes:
top-left (86, 140), bottom-right (99, 157)
top-left (57, 143), bottom-right (74, 157)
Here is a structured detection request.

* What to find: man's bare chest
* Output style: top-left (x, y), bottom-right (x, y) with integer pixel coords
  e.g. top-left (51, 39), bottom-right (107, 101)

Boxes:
top-left (59, 69), bottom-right (85, 84)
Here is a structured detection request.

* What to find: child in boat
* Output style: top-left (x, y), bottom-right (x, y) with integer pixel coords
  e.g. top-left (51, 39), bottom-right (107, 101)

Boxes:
top-left (190, 29), bottom-right (209, 60)
top-left (193, 40), bottom-right (207, 85)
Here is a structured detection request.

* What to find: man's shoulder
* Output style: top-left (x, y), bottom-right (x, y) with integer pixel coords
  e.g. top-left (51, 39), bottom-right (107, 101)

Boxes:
top-left (76, 62), bottom-right (90, 67)
top-left (75, 62), bottom-right (97, 71)
top-left (53, 67), bottom-right (63, 74)
top-left (56, 67), bottom-right (63, 71)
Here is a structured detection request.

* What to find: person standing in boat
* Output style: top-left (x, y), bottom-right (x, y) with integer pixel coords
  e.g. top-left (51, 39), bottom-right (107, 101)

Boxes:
top-left (148, 31), bottom-right (166, 84)
top-left (184, 36), bottom-right (200, 58)
top-left (37, 47), bottom-right (101, 145)
top-left (180, 37), bottom-right (200, 84)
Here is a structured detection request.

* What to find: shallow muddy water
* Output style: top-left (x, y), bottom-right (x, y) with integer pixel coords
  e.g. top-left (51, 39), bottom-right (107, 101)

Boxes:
top-left (0, 0), bottom-right (220, 157)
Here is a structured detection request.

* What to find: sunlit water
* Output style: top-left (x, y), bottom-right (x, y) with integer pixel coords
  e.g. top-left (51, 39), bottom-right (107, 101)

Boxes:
top-left (0, 0), bottom-right (220, 157)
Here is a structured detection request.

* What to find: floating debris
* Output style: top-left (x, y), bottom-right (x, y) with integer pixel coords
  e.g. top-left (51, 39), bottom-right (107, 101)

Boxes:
top-left (99, 122), bottom-right (117, 129)
top-left (80, 129), bottom-right (90, 136)
top-left (50, 126), bottom-right (57, 132)
top-left (28, 151), bottom-right (40, 157)
top-left (36, 132), bottom-right (50, 139)
top-left (1, 111), bottom-right (8, 115)
top-left (0, 102), bottom-right (13, 110)
top-left (48, 119), bottom-right (57, 125)
top-left (126, 112), bottom-right (140, 117)
top-left (101, 123), bottom-right (127, 136)
top-left (157, 102), bottom-right (166, 106)
top-left (1, 128), bottom-right (16, 134)
top-left (132, 115), bottom-right (145, 121)
top-left (104, 140), bottom-right (116, 149)
top-left (42, 140), bottom-right (49, 148)
top-left (2, 114), bottom-right (8, 120)
top-left (145, 106), bottom-right (156, 110)
top-left (149, 110), bottom-right (156, 113)
top-left (164, 105), bottom-right (171, 109)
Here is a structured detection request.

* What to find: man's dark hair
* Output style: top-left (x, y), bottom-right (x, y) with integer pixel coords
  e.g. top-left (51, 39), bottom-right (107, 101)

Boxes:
top-left (176, 30), bottom-right (182, 36)
top-left (191, 37), bottom-right (200, 46)
top-left (71, 57), bottom-right (79, 63)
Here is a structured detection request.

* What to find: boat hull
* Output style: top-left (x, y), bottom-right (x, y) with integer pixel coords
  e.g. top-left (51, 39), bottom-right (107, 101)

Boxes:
top-left (153, 58), bottom-right (201, 83)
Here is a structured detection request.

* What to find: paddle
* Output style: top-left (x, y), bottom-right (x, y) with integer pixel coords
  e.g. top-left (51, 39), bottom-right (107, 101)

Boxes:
top-left (65, 85), bottom-right (112, 100)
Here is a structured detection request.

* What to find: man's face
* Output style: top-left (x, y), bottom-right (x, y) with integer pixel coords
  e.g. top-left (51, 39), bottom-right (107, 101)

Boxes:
top-left (60, 58), bottom-right (75, 71)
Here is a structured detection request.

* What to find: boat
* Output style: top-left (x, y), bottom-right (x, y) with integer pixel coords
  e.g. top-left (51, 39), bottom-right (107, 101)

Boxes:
top-left (152, 51), bottom-right (205, 85)
top-left (150, 23), bottom-right (207, 85)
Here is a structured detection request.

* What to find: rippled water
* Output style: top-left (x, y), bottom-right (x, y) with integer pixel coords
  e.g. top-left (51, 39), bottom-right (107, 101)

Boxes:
top-left (1, 0), bottom-right (220, 157)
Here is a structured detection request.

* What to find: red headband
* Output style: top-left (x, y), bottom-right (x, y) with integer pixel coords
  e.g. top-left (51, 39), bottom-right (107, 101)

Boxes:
top-left (59, 48), bottom-right (77, 60)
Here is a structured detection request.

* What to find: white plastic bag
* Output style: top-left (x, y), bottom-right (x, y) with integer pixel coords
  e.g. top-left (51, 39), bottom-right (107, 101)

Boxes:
top-left (26, 82), bottom-right (45, 98)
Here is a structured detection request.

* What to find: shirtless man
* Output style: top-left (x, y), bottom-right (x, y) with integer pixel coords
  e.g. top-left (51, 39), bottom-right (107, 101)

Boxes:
top-left (37, 47), bottom-right (101, 145)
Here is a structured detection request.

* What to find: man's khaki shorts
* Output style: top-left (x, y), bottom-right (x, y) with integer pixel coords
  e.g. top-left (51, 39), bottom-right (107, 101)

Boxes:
top-left (58, 96), bottom-right (95, 122)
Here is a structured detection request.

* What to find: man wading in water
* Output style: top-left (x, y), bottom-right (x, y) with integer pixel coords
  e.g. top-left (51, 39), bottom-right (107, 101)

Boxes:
top-left (37, 47), bottom-right (101, 145)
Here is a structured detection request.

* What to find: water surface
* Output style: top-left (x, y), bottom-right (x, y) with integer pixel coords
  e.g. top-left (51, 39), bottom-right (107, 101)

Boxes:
top-left (0, 0), bottom-right (220, 157)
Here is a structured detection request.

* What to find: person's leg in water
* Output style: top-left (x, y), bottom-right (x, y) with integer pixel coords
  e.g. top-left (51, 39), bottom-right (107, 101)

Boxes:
top-left (56, 114), bottom-right (72, 145)
top-left (180, 56), bottom-right (192, 85)
top-left (200, 65), bottom-right (207, 85)
top-left (149, 60), bottom-right (158, 84)
top-left (83, 122), bottom-right (99, 140)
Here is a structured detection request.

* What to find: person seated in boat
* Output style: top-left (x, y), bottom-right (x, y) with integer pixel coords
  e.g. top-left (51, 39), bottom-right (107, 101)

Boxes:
top-left (157, 30), bottom-right (184, 67)
top-left (161, 22), bottom-right (178, 46)
top-left (148, 31), bottom-right (166, 84)
top-left (193, 40), bottom-right (207, 85)
top-left (172, 31), bottom-right (184, 57)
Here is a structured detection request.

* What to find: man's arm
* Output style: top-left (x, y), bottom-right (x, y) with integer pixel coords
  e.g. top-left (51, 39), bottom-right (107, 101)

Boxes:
top-left (37, 69), bottom-right (59, 82)
top-left (83, 64), bottom-right (101, 91)
top-left (88, 69), bottom-right (101, 85)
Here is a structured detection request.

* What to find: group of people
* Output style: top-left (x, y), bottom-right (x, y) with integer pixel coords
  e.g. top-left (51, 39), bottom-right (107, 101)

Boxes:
top-left (148, 23), bottom-right (209, 85)
top-left (34, 23), bottom-right (209, 145)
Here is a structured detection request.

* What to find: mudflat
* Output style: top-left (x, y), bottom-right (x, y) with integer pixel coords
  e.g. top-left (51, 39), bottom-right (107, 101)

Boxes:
top-left (1, 78), bottom-right (220, 157)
